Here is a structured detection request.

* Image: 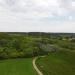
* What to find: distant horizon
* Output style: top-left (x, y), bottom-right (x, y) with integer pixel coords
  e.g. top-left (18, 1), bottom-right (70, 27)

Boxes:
top-left (1, 31), bottom-right (75, 34)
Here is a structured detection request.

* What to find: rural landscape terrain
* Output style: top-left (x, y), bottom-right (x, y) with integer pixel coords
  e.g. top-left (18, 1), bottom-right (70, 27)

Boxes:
top-left (0, 32), bottom-right (75, 75)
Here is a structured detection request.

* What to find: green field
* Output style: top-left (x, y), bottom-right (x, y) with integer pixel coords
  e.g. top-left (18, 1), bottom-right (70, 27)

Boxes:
top-left (36, 50), bottom-right (75, 75)
top-left (0, 58), bottom-right (37, 75)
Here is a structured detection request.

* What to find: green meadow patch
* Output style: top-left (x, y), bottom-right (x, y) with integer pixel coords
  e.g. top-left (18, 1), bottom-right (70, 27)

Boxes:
top-left (36, 50), bottom-right (75, 75)
top-left (0, 58), bottom-right (37, 75)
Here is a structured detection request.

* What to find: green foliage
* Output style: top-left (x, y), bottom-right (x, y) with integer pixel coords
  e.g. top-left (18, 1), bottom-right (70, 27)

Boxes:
top-left (0, 33), bottom-right (48, 59)
top-left (0, 32), bottom-right (75, 59)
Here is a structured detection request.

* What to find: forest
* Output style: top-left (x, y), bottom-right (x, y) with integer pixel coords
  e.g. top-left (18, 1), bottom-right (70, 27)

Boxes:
top-left (0, 32), bottom-right (75, 59)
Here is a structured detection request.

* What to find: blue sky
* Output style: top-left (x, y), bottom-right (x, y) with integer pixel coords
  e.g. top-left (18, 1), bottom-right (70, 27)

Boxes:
top-left (0, 0), bottom-right (75, 32)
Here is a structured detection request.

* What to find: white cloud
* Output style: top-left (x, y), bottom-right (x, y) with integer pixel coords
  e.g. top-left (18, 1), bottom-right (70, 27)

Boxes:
top-left (0, 0), bottom-right (75, 17)
top-left (0, 0), bottom-right (75, 32)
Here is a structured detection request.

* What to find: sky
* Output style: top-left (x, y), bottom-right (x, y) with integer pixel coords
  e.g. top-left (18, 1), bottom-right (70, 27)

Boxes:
top-left (0, 0), bottom-right (75, 32)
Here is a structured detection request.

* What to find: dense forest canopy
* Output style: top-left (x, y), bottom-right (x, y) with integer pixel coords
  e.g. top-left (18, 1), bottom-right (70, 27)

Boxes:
top-left (0, 32), bottom-right (75, 59)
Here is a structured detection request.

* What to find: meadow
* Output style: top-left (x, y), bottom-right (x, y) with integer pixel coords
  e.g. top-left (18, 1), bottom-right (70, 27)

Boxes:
top-left (36, 50), bottom-right (75, 75)
top-left (0, 58), bottom-right (37, 75)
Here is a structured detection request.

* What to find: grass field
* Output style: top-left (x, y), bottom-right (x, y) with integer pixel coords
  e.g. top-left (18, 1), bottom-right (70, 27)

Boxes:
top-left (36, 50), bottom-right (75, 75)
top-left (0, 58), bottom-right (37, 75)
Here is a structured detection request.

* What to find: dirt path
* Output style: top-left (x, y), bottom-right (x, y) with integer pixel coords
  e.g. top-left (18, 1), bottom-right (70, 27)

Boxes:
top-left (33, 57), bottom-right (44, 75)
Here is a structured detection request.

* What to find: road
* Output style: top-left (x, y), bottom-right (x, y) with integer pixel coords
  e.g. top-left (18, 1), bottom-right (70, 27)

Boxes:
top-left (33, 57), bottom-right (44, 75)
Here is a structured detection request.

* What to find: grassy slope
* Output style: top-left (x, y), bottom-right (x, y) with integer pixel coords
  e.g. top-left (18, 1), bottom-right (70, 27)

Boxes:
top-left (36, 50), bottom-right (75, 75)
top-left (0, 58), bottom-right (37, 75)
